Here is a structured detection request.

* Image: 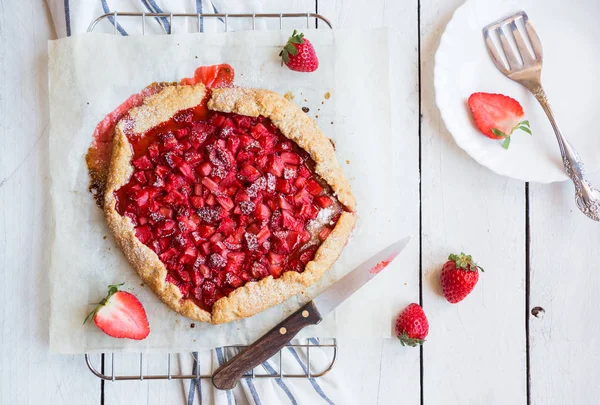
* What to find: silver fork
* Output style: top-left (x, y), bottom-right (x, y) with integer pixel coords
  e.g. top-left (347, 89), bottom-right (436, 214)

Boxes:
top-left (483, 11), bottom-right (600, 221)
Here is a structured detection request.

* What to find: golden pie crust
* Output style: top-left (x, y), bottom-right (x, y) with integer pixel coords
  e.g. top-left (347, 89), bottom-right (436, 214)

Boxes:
top-left (104, 83), bottom-right (356, 324)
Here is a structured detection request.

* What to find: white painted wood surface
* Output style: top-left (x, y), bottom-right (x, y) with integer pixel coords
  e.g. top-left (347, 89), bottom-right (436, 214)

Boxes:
top-left (420, 0), bottom-right (527, 403)
top-left (2, 0), bottom-right (600, 404)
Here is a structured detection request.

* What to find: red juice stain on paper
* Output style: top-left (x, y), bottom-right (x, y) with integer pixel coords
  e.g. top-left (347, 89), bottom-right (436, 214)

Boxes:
top-left (85, 64), bottom-right (235, 207)
top-left (370, 259), bottom-right (391, 275)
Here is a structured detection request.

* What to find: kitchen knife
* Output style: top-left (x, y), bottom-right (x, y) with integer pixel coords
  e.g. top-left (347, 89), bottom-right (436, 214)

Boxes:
top-left (212, 236), bottom-right (411, 390)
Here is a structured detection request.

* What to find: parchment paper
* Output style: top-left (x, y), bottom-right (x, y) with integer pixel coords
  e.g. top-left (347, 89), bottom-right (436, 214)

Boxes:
top-left (48, 28), bottom-right (407, 354)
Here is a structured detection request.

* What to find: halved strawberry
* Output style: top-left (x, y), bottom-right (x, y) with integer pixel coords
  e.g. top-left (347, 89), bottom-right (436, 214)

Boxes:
top-left (467, 92), bottom-right (532, 149)
top-left (84, 283), bottom-right (150, 340)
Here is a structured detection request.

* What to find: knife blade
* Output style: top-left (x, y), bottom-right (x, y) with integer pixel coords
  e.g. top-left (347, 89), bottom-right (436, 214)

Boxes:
top-left (212, 236), bottom-right (411, 390)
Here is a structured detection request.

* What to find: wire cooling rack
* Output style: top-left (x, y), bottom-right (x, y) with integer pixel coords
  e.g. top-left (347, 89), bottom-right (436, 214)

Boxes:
top-left (84, 11), bottom-right (336, 383)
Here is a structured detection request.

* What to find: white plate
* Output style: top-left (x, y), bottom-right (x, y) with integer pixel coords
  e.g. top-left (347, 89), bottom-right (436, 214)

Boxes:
top-left (435, 0), bottom-right (600, 183)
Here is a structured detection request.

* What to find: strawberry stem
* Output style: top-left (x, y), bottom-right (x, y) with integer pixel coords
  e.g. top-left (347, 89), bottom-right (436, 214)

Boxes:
top-left (494, 120), bottom-right (532, 149)
top-left (398, 331), bottom-right (425, 347)
top-left (448, 252), bottom-right (484, 272)
top-left (280, 30), bottom-right (305, 65)
top-left (84, 283), bottom-right (125, 325)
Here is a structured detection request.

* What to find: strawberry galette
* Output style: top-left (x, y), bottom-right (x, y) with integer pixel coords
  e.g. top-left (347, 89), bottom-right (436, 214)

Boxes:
top-left (104, 83), bottom-right (356, 324)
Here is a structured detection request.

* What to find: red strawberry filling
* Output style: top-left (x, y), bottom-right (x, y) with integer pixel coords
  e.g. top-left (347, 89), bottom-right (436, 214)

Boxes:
top-left (114, 108), bottom-right (343, 311)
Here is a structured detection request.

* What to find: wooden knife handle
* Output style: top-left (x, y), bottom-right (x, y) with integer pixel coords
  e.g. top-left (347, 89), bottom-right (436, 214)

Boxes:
top-left (212, 301), bottom-right (322, 390)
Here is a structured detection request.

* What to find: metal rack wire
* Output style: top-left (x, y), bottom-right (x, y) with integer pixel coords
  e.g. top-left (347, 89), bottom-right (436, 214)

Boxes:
top-left (85, 11), bottom-right (336, 382)
top-left (85, 340), bottom-right (337, 381)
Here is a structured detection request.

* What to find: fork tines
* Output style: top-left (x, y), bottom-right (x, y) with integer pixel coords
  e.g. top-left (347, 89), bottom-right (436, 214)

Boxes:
top-left (483, 11), bottom-right (543, 74)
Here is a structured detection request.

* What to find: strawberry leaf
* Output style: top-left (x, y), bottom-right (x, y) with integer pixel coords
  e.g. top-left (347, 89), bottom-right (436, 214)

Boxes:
top-left (501, 136), bottom-right (511, 149)
top-left (448, 252), bottom-right (484, 272)
top-left (491, 128), bottom-right (508, 138)
top-left (519, 126), bottom-right (532, 135)
top-left (84, 283), bottom-right (125, 325)
top-left (398, 331), bottom-right (425, 347)
top-left (521, 120), bottom-right (530, 127)
top-left (284, 43), bottom-right (298, 56)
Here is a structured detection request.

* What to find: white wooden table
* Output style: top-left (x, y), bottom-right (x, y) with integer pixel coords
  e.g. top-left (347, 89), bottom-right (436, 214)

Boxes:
top-left (2, 0), bottom-right (599, 403)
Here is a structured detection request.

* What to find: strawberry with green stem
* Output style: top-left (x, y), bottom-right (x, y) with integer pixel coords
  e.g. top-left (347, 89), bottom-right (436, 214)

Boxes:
top-left (279, 30), bottom-right (319, 72)
top-left (395, 303), bottom-right (429, 347)
top-left (440, 252), bottom-right (484, 304)
top-left (468, 92), bottom-right (532, 149)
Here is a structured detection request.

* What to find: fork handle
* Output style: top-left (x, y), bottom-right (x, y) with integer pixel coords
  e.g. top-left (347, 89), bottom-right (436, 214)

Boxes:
top-left (531, 85), bottom-right (600, 220)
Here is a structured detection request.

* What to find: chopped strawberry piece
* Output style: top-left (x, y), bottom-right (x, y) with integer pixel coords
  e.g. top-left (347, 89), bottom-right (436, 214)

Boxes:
top-left (135, 225), bottom-right (153, 244)
top-left (250, 123), bottom-right (271, 139)
top-left (299, 247), bottom-right (317, 265)
top-left (184, 151), bottom-right (203, 166)
top-left (314, 195), bottom-right (333, 208)
top-left (205, 194), bottom-right (216, 206)
top-left (159, 247), bottom-right (178, 263)
top-left (319, 227), bottom-right (332, 241)
top-left (216, 195), bottom-right (234, 211)
top-left (251, 262), bottom-right (269, 279)
top-left (133, 155), bottom-right (153, 170)
top-left (198, 224), bottom-right (216, 238)
top-left (239, 164), bottom-right (261, 181)
top-left (217, 217), bottom-right (236, 236)
top-left (164, 152), bottom-right (182, 168)
top-left (268, 264), bottom-right (283, 278)
top-left (280, 152), bottom-right (301, 165)
top-left (267, 155), bottom-right (285, 177)
top-left (178, 162), bottom-right (195, 181)
top-left (255, 203), bottom-right (271, 221)
top-left (225, 272), bottom-right (243, 288)
top-left (227, 136), bottom-right (241, 154)
top-left (275, 179), bottom-right (294, 194)
top-left (131, 189), bottom-right (150, 207)
top-left (133, 171), bottom-right (147, 185)
top-left (148, 143), bottom-right (160, 161)
top-left (306, 179), bottom-right (323, 195)
top-left (256, 226), bottom-right (271, 244)
top-left (190, 196), bottom-right (204, 208)
top-left (196, 162), bottom-right (212, 177)
top-left (202, 177), bottom-right (220, 193)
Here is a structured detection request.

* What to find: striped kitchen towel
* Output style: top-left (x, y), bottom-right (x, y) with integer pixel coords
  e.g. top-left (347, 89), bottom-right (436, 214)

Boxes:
top-left (46, 1), bottom-right (353, 403)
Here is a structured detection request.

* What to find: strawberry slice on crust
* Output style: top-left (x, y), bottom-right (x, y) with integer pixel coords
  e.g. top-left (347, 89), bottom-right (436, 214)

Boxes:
top-left (468, 92), bottom-right (532, 149)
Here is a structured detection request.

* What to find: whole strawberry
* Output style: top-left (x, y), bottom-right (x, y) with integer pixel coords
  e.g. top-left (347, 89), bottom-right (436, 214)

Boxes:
top-left (84, 283), bottom-right (150, 340)
top-left (440, 252), bottom-right (484, 303)
top-left (395, 303), bottom-right (429, 347)
top-left (279, 30), bottom-right (319, 72)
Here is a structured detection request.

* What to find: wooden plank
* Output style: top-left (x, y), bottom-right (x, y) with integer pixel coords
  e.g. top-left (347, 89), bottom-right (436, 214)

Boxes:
top-left (0, 0), bottom-right (101, 404)
top-left (419, 0), bottom-right (528, 403)
top-left (328, 0), bottom-right (421, 403)
top-left (529, 175), bottom-right (600, 404)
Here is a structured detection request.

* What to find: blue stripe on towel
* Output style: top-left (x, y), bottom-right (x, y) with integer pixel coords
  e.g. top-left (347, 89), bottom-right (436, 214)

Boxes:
top-left (100, 0), bottom-right (128, 35)
top-left (63, 0), bottom-right (71, 36)
top-left (244, 378), bottom-right (261, 405)
top-left (187, 353), bottom-right (198, 405)
top-left (261, 361), bottom-right (298, 405)
top-left (215, 348), bottom-right (235, 405)
top-left (286, 345), bottom-right (335, 405)
top-left (196, 0), bottom-right (203, 32)
top-left (147, 0), bottom-right (172, 33)
top-left (209, 2), bottom-right (226, 26)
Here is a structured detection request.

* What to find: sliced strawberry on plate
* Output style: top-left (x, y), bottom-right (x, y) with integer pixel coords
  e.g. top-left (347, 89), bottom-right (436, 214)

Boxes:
top-left (467, 92), bottom-right (532, 149)
top-left (84, 283), bottom-right (150, 340)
